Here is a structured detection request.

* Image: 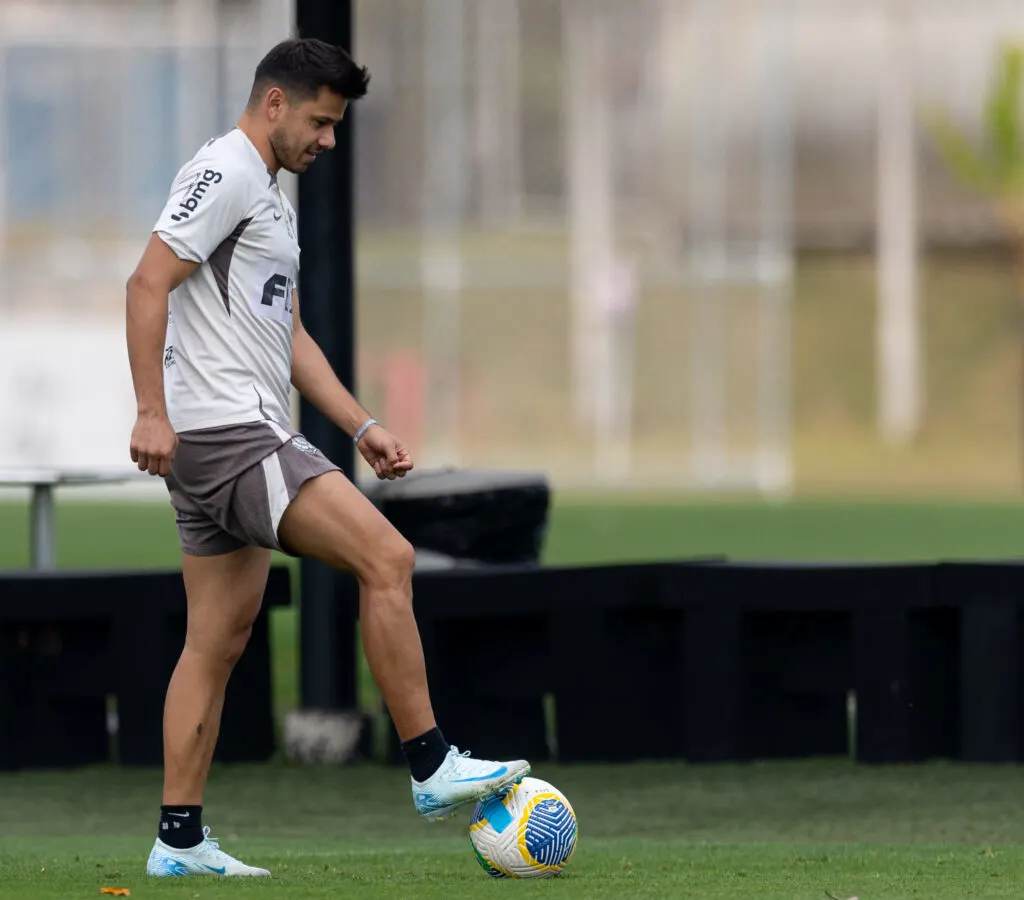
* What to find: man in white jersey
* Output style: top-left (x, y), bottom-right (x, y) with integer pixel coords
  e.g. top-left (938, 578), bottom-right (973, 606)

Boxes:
top-left (125, 38), bottom-right (529, 878)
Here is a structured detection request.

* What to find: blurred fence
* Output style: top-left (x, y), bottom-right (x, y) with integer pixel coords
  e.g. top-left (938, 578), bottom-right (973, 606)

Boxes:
top-left (1, 0), bottom-right (1022, 494)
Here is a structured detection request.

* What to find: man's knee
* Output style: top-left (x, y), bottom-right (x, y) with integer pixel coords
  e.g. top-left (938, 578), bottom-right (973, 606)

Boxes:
top-left (222, 623), bottom-right (254, 667)
top-left (361, 533), bottom-right (416, 593)
top-left (187, 613), bottom-right (258, 668)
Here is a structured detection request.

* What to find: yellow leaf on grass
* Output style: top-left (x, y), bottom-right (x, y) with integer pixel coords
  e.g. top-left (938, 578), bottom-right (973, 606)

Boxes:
top-left (99, 888), bottom-right (131, 897)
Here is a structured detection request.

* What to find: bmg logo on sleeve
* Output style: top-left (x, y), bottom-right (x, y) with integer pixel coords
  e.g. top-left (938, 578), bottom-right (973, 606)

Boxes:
top-left (170, 169), bottom-right (223, 222)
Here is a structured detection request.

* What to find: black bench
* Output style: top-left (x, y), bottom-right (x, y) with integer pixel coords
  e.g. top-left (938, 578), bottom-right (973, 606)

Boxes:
top-left (0, 566), bottom-right (291, 770)
top-left (360, 559), bottom-right (1022, 765)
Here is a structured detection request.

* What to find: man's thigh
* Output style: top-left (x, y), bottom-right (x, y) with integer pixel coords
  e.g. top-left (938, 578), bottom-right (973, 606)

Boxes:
top-left (181, 546), bottom-right (272, 643)
top-left (277, 469), bottom-right (408, 576)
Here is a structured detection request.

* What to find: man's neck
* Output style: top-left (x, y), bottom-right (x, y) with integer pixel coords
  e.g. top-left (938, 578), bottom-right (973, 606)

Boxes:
top-left (236, 116), bottom-right (279, 175)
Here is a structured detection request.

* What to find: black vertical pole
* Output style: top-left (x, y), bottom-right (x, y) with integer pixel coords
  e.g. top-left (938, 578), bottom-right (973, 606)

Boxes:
top-left (295, 0), bottom-right (358, 710)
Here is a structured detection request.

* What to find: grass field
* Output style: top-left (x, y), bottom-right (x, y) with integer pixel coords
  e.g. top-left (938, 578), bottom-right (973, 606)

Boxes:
top-left (6, 494), bottom-right (1024, 571)
top-left (4, 760), bottom-right (1024, 898)
top-left (4, 496), bottom-right (1024, 898)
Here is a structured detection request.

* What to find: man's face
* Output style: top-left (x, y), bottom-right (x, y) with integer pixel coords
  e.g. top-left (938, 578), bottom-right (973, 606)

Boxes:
top-left (269, 86), bottom-right (347, 174)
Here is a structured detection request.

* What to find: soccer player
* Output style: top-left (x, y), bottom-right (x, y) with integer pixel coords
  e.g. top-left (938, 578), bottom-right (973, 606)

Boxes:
top-left (126, 38), bottom-right (529, 878)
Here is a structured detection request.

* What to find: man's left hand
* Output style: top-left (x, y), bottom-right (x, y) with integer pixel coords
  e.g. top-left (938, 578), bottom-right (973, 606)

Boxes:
top-left (356, 424), bottom-right (414, 480)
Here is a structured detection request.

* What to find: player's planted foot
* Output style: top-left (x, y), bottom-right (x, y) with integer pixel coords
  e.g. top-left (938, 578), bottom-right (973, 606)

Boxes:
top-left (146, 826), bottom-right (270, 877)
top-left (412, 745), bottom-right (531, 821)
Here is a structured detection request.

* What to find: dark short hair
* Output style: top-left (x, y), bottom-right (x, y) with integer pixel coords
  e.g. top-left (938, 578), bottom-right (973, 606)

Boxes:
top-left (249, 38), bottom-right (370, 106)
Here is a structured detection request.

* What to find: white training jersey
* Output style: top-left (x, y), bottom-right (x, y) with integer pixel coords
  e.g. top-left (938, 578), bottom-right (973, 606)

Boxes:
top-left (153, 128), bottom-right (300, 433)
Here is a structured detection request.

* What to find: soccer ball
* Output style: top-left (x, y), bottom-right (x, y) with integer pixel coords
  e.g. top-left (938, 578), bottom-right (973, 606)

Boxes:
top-left (468, 776), bottom-right (578, 878)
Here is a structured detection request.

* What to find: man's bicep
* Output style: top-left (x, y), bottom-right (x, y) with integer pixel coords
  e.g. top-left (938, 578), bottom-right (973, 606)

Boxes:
top-left (292, 289), bottom-right (304, 333)
top-left (129, 233), bottom-right (201, 295)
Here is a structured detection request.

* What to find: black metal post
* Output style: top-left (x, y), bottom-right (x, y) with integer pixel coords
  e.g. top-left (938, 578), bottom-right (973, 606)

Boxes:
top-left (295, 0), bottom-right (358, 710)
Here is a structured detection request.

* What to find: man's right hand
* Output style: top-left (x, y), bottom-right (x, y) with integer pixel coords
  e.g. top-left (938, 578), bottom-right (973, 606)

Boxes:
top-left (130, 411), bottom-right (179, 476)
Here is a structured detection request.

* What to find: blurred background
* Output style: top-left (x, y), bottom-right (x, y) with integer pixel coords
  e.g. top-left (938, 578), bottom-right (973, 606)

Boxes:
top-left (4, 0), bottom-right (1024, 498)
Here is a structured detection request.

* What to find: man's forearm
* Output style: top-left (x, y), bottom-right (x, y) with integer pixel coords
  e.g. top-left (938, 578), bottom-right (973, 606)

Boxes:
top-left (126, 273), bottom-right (169, 416)
top-left (291, 327), bottom-right (372, 438)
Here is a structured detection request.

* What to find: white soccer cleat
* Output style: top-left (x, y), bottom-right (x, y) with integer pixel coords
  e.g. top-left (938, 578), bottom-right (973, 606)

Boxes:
top-left (412, 745), bottom-right (531, 822)
top-left (145, 826), bottom-right (270, 877)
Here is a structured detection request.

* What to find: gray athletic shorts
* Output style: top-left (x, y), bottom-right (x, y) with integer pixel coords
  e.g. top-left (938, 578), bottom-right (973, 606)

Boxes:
top-left (165, 420), bottom-right (340, 557)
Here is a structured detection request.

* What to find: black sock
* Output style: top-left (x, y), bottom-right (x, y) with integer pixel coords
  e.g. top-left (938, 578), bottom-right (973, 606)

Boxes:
top-left (401, 727), bottom-right (450, 782)
top-left (158, 805), bottom-right (204, 849)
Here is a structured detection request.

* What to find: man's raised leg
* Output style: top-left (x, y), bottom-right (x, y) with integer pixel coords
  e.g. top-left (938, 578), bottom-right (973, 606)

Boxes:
top-left (279, 471), bottom-right (431, 740)
top-left (277, 470), bottom-right (529, 820)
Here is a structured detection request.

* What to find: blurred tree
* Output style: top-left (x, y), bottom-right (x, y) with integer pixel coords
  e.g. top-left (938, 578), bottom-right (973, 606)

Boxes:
top-left (930, 42), bottom-right (1024, 233)
top-left (929, 41), bottom-right (1024, 487)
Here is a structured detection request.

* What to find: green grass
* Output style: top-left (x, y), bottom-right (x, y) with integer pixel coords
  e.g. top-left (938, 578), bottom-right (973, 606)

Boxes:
top-left (4, 761), bottom-right (1024, 898)
top-left (544, 497), bottom-right (1024, 565)
top-left (6, 841), bottom-right (1023, 900)
top-left (5, 495), bottom-right (1024, 571)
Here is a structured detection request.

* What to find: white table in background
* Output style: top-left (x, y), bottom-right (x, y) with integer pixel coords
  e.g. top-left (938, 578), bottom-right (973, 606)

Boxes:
top-left (0, 468), bottom-right (141, 571)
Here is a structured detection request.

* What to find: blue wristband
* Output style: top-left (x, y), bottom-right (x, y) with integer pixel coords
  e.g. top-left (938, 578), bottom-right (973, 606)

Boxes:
top-left (353, 418), bottom-right (377, 445)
